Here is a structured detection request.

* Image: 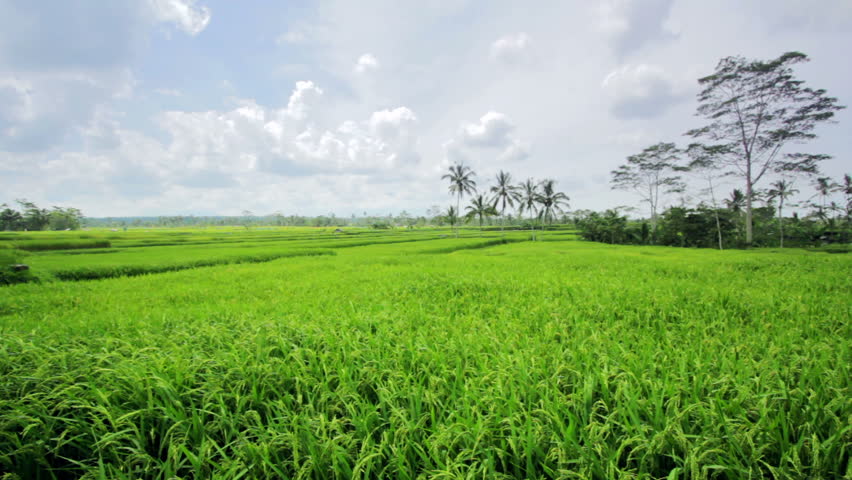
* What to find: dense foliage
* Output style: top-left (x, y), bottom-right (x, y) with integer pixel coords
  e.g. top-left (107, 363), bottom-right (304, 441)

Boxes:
top-left (0, 200), bottom-right (83, 231)
top-left (576, 196), bottom-right (851, 249)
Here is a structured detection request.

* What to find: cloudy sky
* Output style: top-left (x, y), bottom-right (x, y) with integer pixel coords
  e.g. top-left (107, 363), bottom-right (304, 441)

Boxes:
top-left (2, 0), bottom-right (850, 217)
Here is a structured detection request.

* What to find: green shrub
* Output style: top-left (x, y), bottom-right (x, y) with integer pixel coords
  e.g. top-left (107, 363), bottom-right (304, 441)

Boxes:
top-left (0, 249), bottom-right (37, 285)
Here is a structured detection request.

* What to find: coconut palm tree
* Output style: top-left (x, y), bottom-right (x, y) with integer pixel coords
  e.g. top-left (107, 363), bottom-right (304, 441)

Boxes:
top-left (489, 170), bottom-right (519, 235)
top-left (726, 189), bottom-right (746, 245)
top-left (536, 179), bottom-right (570, 230)
top-left (465, 194), bottom-right (497, 233)
top-left (444, 206), bottom-right (459, 232)
top-left (518, 178), bottom-right (540, 240)
top-left (766, 179), bottom-right (799, 248)
top-left (442, 163), bottom-right (477, 236)
top-left (811, 176), bottom-right (838, 222)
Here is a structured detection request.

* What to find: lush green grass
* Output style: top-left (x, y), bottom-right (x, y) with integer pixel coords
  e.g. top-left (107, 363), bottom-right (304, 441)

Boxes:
top-left (7, 239), bottom-right (112, 252)
top-left (0, 232), bottom-right (849, 479)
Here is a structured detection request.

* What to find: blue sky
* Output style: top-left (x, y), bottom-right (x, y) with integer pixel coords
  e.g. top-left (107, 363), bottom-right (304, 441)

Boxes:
top-left (2, 0), bottom-right (850, 217)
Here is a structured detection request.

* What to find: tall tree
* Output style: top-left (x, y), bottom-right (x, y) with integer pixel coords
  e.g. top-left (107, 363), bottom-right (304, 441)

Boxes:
top-left (16, 199), bottom-right (50, 231)
top-left (766, 179), bottom-right (799, 247)
top-left (518, 178), bottom-right (540, 240)
top-left (686, 51), bottom-right (845, 246)
top-left (489, 170), bottom-right (519, 234)
top-left (811, 176), bottom-right (838, 222)
top-left (686, 144), bottom-right (727, 250)
top-left (536, 179), bottom-right (570, 230)
top-left (442, 163), bottom-right (477, 237)
top-left (610, 142), bottom-right (685, 234)
top-left (465, 194), bottom-right (497, 233)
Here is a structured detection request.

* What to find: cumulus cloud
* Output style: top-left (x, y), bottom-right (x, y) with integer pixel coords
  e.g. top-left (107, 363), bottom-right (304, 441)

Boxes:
top-left (354, 53), bottom-right (380, 73)
top-left (444, 111), bottom-right (530, 167)
top-left (285, 81), bottom-right (324, 120)
top-left (602, 64), bottom-right (686, 119)
top-left (0, 1), bottom-right (211, 154)
top-left (490, 33), bottom-right (533, 64)
top-left (148, 0), bottom-right (212, 36)
top-left (460, 111), bottom-right (517, 148)
top-left (155, 82), bottom-right (421, 179)
top-left (598, 0), bottom-right (676, 57)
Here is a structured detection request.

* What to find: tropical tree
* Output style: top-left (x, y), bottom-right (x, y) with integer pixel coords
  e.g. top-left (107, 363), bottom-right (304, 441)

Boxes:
top-left (0, 207), bottom-right (23, 231)
top-left (686, 51), bottom-right (845, 246)
top-left (442, 163), bottom-right (477, 237)
top-left (766, 179), bottom-right (799, 247)
top-left (518, 179), bottom-right (540, 240)
top-left (810, 176), bottom-right (838, 221)
top-left (443, 206), bottom-right (460, 232)
top-left (725, 189), bottom-right (747, 245)
top-left (687, 144), bottom-right (727, 250)
top-left (489, 170), bottom-right (519, 234)
top-left (16, 200), bottom-right (50, 231)
top-left (536, 179), bottom-right (570, 230)
top-left (610, 142), bottom-right (684, 233)
top-left (465, 194), bottom-right (497, 233)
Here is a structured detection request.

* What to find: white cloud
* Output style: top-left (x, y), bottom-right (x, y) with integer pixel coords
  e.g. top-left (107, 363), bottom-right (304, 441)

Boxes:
top-left (148, 0), bottom-right (211, 36)
top-left (354, 53), bottom-right (380, 73)
top-left (602, 64), bottom-right (686, 118)
top-left (597, 0), bottom-right (676, 57)
top-left (460, 111), bottom-right (517, 148)
top-left (444, 111), bottom-right (530, 169)
top-left (285, 81), bottom-right (324, 121)
top-left (490, 33), bottom-right (533, 64)
top-left (155, 82), bottom-right (421, 177)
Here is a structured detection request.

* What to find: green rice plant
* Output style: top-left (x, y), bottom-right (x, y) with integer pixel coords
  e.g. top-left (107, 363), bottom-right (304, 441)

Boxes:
top-left (9, 239), bottom-right (111, 252)
top-left (0, 234), bottom-right (849, 479)
top-left (48, 249), bottom-right (336, 281)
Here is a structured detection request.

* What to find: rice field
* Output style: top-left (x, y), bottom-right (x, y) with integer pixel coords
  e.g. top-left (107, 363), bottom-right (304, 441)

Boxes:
top-left (0, 227), bottom-right (849, 479)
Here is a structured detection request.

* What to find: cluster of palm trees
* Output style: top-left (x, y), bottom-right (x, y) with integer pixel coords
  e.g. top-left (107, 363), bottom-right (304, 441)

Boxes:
top-left (441, 164), bottom-right (569, 237)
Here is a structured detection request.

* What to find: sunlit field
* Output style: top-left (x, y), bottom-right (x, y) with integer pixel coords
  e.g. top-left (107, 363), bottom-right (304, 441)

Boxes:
top-left (1, 227), bottom-right (849, 479)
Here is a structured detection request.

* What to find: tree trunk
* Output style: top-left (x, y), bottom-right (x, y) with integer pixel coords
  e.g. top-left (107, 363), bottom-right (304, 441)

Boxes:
top-left (745, 173), bottom-right (754, 247)
top-left (456, 194), bottom-right (461, 238)
top-left (708, 178), bottom-right (723, 250)
top-left (778, 201), bottom-right (784, 248)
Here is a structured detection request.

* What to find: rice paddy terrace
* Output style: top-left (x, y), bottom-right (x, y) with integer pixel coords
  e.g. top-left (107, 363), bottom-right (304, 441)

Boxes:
top-left (0, 227), bottom-right (849, 479)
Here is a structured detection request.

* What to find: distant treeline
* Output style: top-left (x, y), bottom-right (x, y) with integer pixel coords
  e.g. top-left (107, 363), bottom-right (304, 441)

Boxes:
top-left (575, 200), bottom-right (850, 249)
top-left (1, 200), bottom-right (83, 231)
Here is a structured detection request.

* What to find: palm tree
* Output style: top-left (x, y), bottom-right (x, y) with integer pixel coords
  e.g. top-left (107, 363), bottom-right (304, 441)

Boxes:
top-left (536, 179), bottom-right (570, 231)
top-left (489, 170), bottom-right (519, 235)
top-left (465, 194), bottom-right (497, 233)
top-left (518, 179), bottom-right (540, 240)
top-left (444, 206), bottom-right (459, 231)
top-left (766, 179), bottom-right (799, 248)
top-left (811, 176), bottom-right (838, 222)
top-left (726, 189), bottom-right (746, 245)
top-left (442, 163), bottom-right (476, 237)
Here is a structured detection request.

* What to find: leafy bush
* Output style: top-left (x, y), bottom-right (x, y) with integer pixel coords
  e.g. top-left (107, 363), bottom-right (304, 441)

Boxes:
top-left (0, 249), bottom-right (37, 285)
